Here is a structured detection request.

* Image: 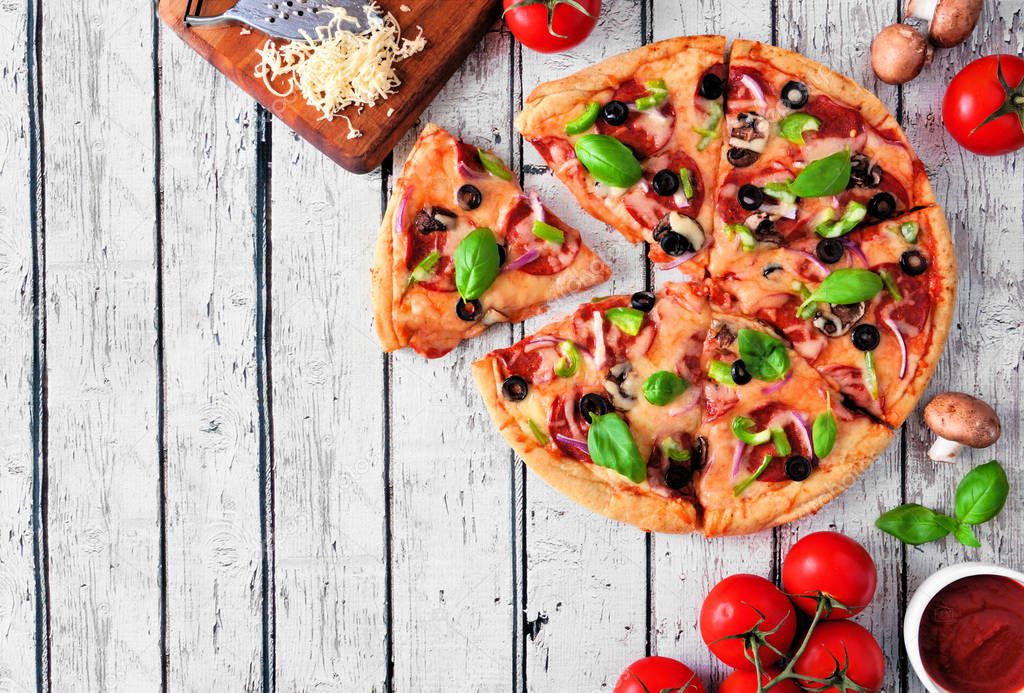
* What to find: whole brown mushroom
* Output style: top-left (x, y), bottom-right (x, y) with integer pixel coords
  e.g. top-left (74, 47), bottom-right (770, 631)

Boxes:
top-left (923, 392), bottom-right (1001, 463)
top-left (907, 0), bottom-right (983, 48)
top-left (871, 24), bottom-right (934, 85)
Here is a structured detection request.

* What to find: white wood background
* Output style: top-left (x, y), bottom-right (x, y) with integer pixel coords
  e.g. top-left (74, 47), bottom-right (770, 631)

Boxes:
top-left (0, 0), bottom-right (1021, 691)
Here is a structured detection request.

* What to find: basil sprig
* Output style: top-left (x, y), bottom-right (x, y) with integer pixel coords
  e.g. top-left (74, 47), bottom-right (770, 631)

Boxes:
top-left (797, 269), bottom-right (883, 314)
top-left (778, 113), bottom-right (821, 145)
top-left (789, 149), bottom-right (852, 198)
top-left (812, 394), bottom-right (837, 459)
top-left (737, 328), bottom-right (790, 382)
top-left (877, 460), bottom-right (1009, 548)
top-left (453, 227), bottom-right (501, 301)
top-left (574, 134), bottom-right (643, 189)
top-left (643, 371), bottom-right (688, 406)
top-left (588, 413), bottom-right (646, 483)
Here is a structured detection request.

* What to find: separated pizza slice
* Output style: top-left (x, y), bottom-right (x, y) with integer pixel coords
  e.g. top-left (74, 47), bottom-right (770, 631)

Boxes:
top-left (516, 36), bottom-right (727, 274)
top-left (707, 206), bottom-right (955, 428)
top-left (709, 40), bottom-right (935, 283)
top-left (695, 313), bottom-right (893, 536)
top-left (472, 283), bottom-right (712, 533)
top-left (372, 124), bottom-right (611, 358)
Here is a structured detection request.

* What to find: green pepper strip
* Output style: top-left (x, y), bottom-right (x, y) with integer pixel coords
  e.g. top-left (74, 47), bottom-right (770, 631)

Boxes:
top-left (553, 340), bottom-right (581, 378)
top-left (635, 79), bottom-right (668, 110)
top-left (660, 437), bottom-right (692, 462)
top-left (565, 102), bottom-right (600, 135)
top-left (708, 360), bottom-right (737, 386)
top-left (734, 454), bottom-right (773, 497)
top-left (732, 416), bottom-right (772, 446)
top-left (795, 283), bottom-right (818, 320)
top-left (679, 168), bottom-right (694, 199)
top-left (532, 220), bottom-right (565, 244)
top-left (407, 250), bottom-right (440, 287)
top-left (763, 180), bottom-right (797, 206)
top-left (879, 269), bottom-right (903, 301)
top-left (725, 223), bottom-right (757, 251)
top-left (815, 201), bottom-right (867, 238)
top-left (528, 419), bottom-right (549, 446)
top-left (694, 101), bottom-right (723, 151)
top-left (864, 351), bottom-right (879, 400)
top-left (900, 221), bottom-right (920, 243)
top-left (771, 427), bottom-right (792, 457)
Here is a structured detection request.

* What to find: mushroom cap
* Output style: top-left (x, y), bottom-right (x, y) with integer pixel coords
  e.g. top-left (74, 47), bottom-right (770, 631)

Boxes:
top-left (924, 392), bottom-right (1001, 448)
top-left (909, 0), bottom-right (983, 48)
top-left (871, 24), bottom-right (934, 85)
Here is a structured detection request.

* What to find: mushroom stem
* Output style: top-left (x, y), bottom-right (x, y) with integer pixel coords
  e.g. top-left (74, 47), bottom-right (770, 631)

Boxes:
top-left (907, 0), bottom-right (940, 22)
top-left (928, 436), bottom-right (964, 463)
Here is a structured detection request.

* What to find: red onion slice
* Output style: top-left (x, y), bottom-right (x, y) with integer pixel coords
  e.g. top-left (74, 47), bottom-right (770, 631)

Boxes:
top-left (503, 248), bottom-right (540, 272)
top-left (528, 190), bottom-right (545, 224)
top-left (592, 311), bottom-right (606, 370)
top-left (791, 249), bottom-right (831, 279)
top-left (761, 370), bottom-right (794, 394)
top-left (841, 238), bottom-right (869, 266)
top-left (731, 441), bottom-right (747, 479)
top-left (740, 74), bottom-right (767, 107)
top-left (884, 317), bottom-right (908, 379)
top-left (554, 434), bottom-right (590, 457)
top-left (767, 410), bottom-right (814, 459)
top-left (656, 252), bottom-right (696, 271)
top-left (393, 186), bottom-right (412, 235)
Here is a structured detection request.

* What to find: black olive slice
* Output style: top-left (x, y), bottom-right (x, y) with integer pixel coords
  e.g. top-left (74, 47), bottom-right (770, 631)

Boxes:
top-left (630, 291), bottom-right (656, 313)
top-left (652, 169), bottom-right (680, 196)
top-left (699, 73), bottom-right (724, 100)
top-left (501, 376), bottom-right (529, 402)
top-left (727, 147), bottom-right (759, 168)
top-left (851, 324), bottom-right (881, 351)
top-left (659, 230), bottom-right (694, 257)
top-left (601, 100), bottom-right (629, 126)
top-left (780, 80), bottom-right (809, 109)
top-left (693, 436), bottom-right (708, 469)
top-left (867, 192), bottom-right (897, 219)
top-left (900, 249), bottom-right (929, 276)
top-left (456, 298), bottom-right (482, 322)
top-left (816, 238), bottom-right (845, 264)
top-left (762, 263), bottom-right (783, 278)
top-left (664, 464), bottom-right (692, 490)
top-left (731, 359), bottom-right (752, 385)
top-left (457, 184), bottom-right (482, 211)
top-left (413, 209), bottom-right (449, 234)
top-left (497, 244), bottom-right (507, 267)
top-left (849, 153), bottom-right (883, 189)
top-left (738, 184), bottom-right (765, 211)
top-left (579, 393), bottom-right (612, 424)
top-left (785, 455), bottom-right (812, 481)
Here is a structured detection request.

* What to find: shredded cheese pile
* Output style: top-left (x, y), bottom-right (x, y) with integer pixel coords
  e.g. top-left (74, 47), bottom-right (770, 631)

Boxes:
top-left (253, 4), bottom-right (426, 136)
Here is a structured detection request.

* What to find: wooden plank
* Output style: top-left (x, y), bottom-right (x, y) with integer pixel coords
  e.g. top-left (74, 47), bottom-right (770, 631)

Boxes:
top-left (771, 3), bottom-right (906, 692)
top-left (269, 113), bottom-right (389, 691)
top-left (387, 29), bottom-right (516, 692)
top-left (41, 0), bottom-right (162, 689)
top-left (0, 0), bottom-right (40, 689)
top-left (156, 0), bottom-right (500, 172)
top-left (901, 0), bottom-right (1024, 644)
top-left (649, 6), bottom-right (775, 690)
top-left (517, 4), bottom-right (649, 690)
top-left (157, 22), bottom-right (264, 692)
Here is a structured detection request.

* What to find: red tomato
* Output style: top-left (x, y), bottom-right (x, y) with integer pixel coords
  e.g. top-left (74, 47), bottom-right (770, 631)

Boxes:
top-left (719, 668), bottom-right (801, 693)
top-left (613, 656), bottom-right (705, 693)
top-left (782, 532), bottom-right (877, 619)
top-left (793, 621), bottom-right (885, 693)
top-left (943, 54), bottom-right (1024, 155)
top-left (502, 0), bottom-right (601, 54)
top-left (699, 574), bottom-right (797, 670)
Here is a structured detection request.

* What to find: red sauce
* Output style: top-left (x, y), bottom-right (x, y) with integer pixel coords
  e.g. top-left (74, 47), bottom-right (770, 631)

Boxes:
top-left (919, 574), bottom-right (1024, 693)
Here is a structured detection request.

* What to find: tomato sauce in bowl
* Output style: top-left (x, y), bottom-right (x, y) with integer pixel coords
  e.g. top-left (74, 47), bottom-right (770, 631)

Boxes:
top-left (918, 574), bottom-right (1024, 693)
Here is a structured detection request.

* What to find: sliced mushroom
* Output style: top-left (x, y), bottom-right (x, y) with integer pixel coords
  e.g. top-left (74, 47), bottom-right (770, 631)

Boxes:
top-left (413, 206), bottom-right (457, 233)
top-left (604, 362), bottom-right (640, 411)
top-left (666, 212), bottom-right (706, 251)
top-left (907, 0), bottom-right (983, 48)
top-left (744, 212), bottom-right (784, 247)
top-left (812, 302), bottom-right (867, 337)
top-left (849, 153), bottom-right (883, 189)
top-left (923, 392), bottom-right (1001, 462)
top-left (710, 320), bottom-right (736, 349)
top-left (871, 23), bottom-right (934, 85)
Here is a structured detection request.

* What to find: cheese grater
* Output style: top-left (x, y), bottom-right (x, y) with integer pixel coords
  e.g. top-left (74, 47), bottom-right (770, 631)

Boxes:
top-left (184, 0), bottom-right (381, 40)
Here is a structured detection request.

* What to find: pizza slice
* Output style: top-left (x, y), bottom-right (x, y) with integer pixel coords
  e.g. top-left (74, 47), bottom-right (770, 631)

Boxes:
top-left (708, 206), bottom-right (955, 428)
top-left (372, 124), bottom-right (611, 358)
top-left (515, 36), bottom-right (727, 274)
top-left (694, 313), bottom-right (893, 536)
top-left (472, 283), bottom-right (712, 533)
top-left (709, 40), bottom-right (935, 283)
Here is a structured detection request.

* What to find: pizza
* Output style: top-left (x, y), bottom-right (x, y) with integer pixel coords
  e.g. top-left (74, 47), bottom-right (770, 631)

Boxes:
top-left (468, 38), bottom-right (955, 535)
top-left (516, 36), bottom-right (727, 273)
top-left (372, 124), bottom-right (611, 358)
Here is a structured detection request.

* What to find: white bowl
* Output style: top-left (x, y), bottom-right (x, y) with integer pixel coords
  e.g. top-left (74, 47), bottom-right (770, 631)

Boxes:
top-left (904, 562), bottom-right (1024, 693)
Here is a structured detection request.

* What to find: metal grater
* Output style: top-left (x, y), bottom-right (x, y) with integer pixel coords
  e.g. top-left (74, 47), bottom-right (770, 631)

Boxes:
top-left (184, 0), bottom-right (381, 40)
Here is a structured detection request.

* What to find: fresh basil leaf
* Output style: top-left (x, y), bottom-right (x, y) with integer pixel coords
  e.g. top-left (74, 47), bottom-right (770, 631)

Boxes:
top-left (731, 415), bottom-right (771, 445)
top-left (789, 149), bottom-right (852, 198)
top-left (798, 268), bottom-right (883, 312)
top-left (778, 113), bottom-right (821, 145)
top-left (574, 134), bottom-right (643, 188)
top-left (954, 522), bottom-right (982, 548)
top-left (587, 413), bottom-right (646, 483)
top-left (643, 371), bottom-right (688, 406)
top-left (565, 102), bottom-right (599, 135)
top-left (553, 340), bottom-right (580, 378)
top-left (954, 460), bottom-right (1009, 526)
top-left (876, 504), bottom-right (956, 545)
top-left (605, 306), bottom-right (645, 336)
top-left (737, 328), bottom-right (790, 382)
top-left (708, 360), bottom-right (736, 386)
top-left (734, 454), bottom-right (773, 497)
top-left (477, 149), bottom-right (513, 181)
top-left (528, 419), bottom-right (549, 446)
top-left (532, 220), bottom-right (565, 244)
top-left (812, 399), bottom-right (837, 459)
top-left (453, 227), bottom-right (501, 301)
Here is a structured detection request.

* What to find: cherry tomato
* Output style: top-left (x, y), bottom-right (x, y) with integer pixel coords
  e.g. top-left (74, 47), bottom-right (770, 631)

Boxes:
top-left (782, 532), bottom-right (877, 619)
top-left (699, 574), bottom-right (797, 670)
top-left (719, 668), bottom-right (801, 693)
top-left (793, 621), bottom-right (885, 693)
top-left (943, 54), bottom-right (1024, 156)
top-left (613, 656), bottom-right (705, 693)
top-left (502, 0), bottom-right (601, 54)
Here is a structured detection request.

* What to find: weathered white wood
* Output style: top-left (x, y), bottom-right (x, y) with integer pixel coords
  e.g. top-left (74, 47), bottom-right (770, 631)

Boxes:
top-left (387, 29), bottom-right (516, 693)
top-left (158, 26), bottom-right (264, 692)
top-left (0, 1), bottom-right (39, 691)
top-left (517, 4), bottom-right (650, 690)
top-left (41, 0), bottom-right (162, 689)
top-left (270, 123), bottom-right (389, 690)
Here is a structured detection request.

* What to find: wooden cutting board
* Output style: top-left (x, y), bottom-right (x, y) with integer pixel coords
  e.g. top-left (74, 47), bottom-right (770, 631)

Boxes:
top-left (158, 0), bottom-right (501, 173)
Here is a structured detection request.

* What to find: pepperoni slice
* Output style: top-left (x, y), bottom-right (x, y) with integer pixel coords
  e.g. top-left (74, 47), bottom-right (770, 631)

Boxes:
top-left (753, 294), bottom-right (827, 362)
top-left (875, 261), bottom-right (930, 334)
top-left (493, 340), bottom-right (546, 383)
top-left (502, 199), bottom-right (581, 275)
top-left (573, 297), bottom-right (656, 365)
top-left (455, 140), bottom-right (486, 176)
top-left (716, 163), bottom-right (797, 226)
top-left (819, 364), bottom-right (883, 418)
top-left (741, 403), bottom-right (815, 482)
top-left (548, 391), bottom-right (594, 462)
top-left (596, 79), bottom-right (676, 158)
top-left (624, 151), bottom-right (705, 230)
top-left (404, 218), bottom-right (456, 292)
top-left (802, 96), bottom-right (864, 139)
top-left (703, 381), bottom-right (739, 422)
top-left (728, 66), bottom-right (772, 107)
